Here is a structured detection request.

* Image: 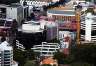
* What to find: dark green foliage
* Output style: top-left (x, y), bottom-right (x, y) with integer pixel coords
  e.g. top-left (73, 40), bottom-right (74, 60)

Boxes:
top-left (13, 49), bottom-right (36, 66)
top-left (53, 44), bottom-right (96, 66)
top-left (41, 64), bottom-right (52, 66)
top-left (13, 49), bottom-right (26, 66)
top-left (24, 49), bottom-right (36, 60)
top-left (24, 61), bottom-right (36, 66)
top-left (71, 62), bottom-right (94, 66)
top-left (71, 45), bottom-right (96, 66)
top-left (53, 50), bottom-right (67, 64)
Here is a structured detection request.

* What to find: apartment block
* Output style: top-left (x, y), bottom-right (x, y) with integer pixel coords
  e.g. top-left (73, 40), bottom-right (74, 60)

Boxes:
top-left (80, 13), bottom-right (96, 42)
top-left (6, 4), bottom-right (23, 25)
top-left (0, 4), bottom-right (24, 26)
top-left (0, 41), bottom-right (18, 66)
top-left (31, 42), bottom-right (59, 57)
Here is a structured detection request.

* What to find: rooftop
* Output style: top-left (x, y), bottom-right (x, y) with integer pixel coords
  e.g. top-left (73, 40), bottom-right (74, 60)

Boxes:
top-left (8, 3), bottom-right (22, 7)
top-left (0, 4), bottom-right (9, 8)
top-left (47, 0), bottom-right (76, 16)
top-left (49, 0), bottom-right (75, 10)
top-left (40, 57), bottom-right (57, 65)
top-left (49, 4), bottom-right (74, 11)
top-left (0, 41), bottom-right (12, 51)
top-left (48, 10), bottom-right (75, 16)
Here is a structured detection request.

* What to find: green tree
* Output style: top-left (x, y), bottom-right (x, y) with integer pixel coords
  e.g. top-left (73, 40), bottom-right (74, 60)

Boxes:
top-left (71, 62), bottom-right (94, 66)
top-left (53, 50), bottom-right (67, 64)
top-left (13, 49), bottom-right (26, 66)
top-left (24, 61), bottom-right (36, 66)
top-left (24, 49), bottom-right (36, 60)
top-left (41, 64), bottom-right (52, 66)
top-left (71, 44), bottom-right (96, 66)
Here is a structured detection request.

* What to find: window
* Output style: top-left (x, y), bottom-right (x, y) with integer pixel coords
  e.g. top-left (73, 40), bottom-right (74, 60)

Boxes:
top-left (4, 55), bottom-right (10, 58)
top-left (48, 52), bottom-right (52, 54)
top-left (0, 20), bottom-right (5, 26)
top-left (42, 52), bottom-right (47, 54)
top-left (91, 30), bottom-right (96, 36)
top-left (42, 49), bottom-right (47, 51)
top-left (4, 50), bottom-right (10, 52)
top-left (80, 29), bottom-right (85, 35)
top-left (4, 62), bottom-right (10, 64)
top-left (1, 8), bottom-right (6, 13)
top-left (49, 49), bottom-right (54, 51)
top-left (5, 21), bottom-right (12, 27)
top-left (4, 59), bottom-right (10, 61)
top-left (0, 53), bottom-right (1, 57)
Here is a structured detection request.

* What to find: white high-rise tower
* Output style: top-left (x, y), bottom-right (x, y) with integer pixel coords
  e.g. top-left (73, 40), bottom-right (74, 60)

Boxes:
top-left (80, 13), bottom-right (96, 42)
top-left (0, 40), bottom-right (18, 66)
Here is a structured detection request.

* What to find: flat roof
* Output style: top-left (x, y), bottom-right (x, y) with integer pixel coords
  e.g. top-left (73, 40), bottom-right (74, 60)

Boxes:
top-left (8, 3), bottom-right (21, 7)
top-left (0, 4), bottom-right (9, 8)
top-left (47, 0), bottom-right (76, 15)
top-left (48, 10), bottom-right (75, 16)
top-left (49, 0), bottom-right (75, 11)
top-left (49, 5), bottom-right (74, 11)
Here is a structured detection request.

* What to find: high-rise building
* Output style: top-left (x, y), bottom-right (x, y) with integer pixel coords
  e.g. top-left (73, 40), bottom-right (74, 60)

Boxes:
top-left (0, 41), bottom-right (18, 66)
top-left (17, 20), bottom-right (58, 49)
top-left (0, 4), bottom-right (24, 26)
top-left (80, 13), bottom-right (96, 42)
top-left (39, 20), bottom-right (58, 41)
top-left (17, 20), bottom-right (46, 49)
top-left (7, 4), bottom-right (23, 25)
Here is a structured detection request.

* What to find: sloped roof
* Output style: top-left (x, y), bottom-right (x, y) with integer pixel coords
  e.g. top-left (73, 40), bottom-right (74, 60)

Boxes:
top-left (41, 57), bottom-right (57, 65)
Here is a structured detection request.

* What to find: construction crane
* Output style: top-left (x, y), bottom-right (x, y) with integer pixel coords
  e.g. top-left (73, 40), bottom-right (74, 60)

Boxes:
top-left (76, 11), bottom-right (81, 44)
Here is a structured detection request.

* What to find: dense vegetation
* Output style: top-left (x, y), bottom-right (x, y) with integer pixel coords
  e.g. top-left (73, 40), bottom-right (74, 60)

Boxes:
top-left (53, 44), bottom-right (96, 66)
top-left (13, 49), bottom-right (37, 66)
top-left (71, 44), bottom-right (96, 66)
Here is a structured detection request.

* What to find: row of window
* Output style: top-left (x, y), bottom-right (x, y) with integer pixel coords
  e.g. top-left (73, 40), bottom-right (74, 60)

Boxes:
top-left (41, 52), bottom-right (55, 54)
top-left (52, 15), bottom-right (76, 21)
top-left (21, 0), bottom-right (52, 2)
top-left (0, 20), bottom-right (12, 27)
top-left (80, 29), bottom-right (96, 36)
top-left (22, 1), bottom-right (47, 5)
